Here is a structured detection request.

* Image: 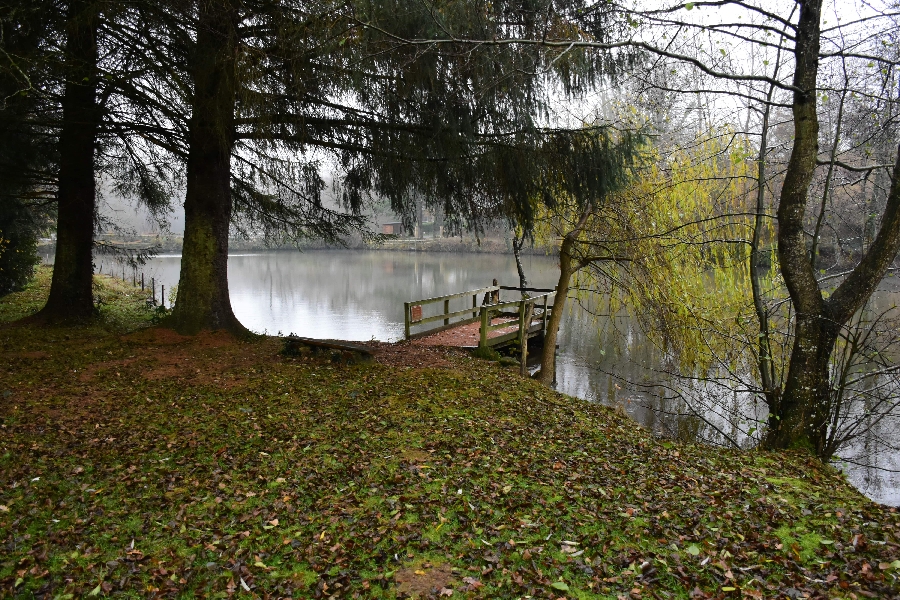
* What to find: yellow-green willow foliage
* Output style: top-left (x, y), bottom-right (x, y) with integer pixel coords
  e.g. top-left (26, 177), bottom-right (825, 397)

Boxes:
top-left (579, 130), bottom-right (781, 374)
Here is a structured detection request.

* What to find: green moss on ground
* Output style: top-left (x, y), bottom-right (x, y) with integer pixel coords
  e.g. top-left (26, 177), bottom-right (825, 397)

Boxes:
top-left (1, 270), bottom-right (899, 599)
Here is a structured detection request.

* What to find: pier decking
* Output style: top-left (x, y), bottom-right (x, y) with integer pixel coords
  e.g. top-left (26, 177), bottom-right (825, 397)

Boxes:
top-left (403, 285), bottom-right (556, 366)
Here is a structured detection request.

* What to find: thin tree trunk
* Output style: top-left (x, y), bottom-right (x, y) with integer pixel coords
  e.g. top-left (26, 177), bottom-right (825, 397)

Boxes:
top-left (512, 229), bottom-right (528, 295)
top-left (539, 203), bottom-right (591, 386)
top-left (169, 0), bottom-right (246, 335)
top-left (36, 0), bottom-right (99, 322)
top-left (750, 76), bottom-right (777, 406)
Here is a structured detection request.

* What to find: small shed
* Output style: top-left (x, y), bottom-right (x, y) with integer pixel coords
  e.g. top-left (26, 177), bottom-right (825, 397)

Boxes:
top-left (381, 222), bottom-right (404, 235)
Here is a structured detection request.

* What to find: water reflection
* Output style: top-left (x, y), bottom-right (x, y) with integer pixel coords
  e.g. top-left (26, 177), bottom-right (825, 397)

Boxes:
top-left (90, 249), bottom-right (898, 506)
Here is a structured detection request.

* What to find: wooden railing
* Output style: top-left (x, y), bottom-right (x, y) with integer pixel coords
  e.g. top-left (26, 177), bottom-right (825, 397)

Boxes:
top-left (478, 292), bottom-right (554, 349)
top-left (404, 286), bottom-right (498, 340)
top-left (404, 284), bottom-right (555, 377)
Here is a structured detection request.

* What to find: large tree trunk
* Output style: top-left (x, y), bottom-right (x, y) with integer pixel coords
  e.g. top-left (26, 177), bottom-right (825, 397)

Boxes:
top-left (36, 0), bottom-right (100, 322)
top-left (539, 203), bottom-right (591, 386)
top-left (169, 0), bottom-right (246, 335)
top-left (767, 0), bottom-right (900, 455)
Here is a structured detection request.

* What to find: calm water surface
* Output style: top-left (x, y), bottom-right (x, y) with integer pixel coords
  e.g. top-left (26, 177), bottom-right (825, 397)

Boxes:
top-left (98, 249), bottom-right (900, 505)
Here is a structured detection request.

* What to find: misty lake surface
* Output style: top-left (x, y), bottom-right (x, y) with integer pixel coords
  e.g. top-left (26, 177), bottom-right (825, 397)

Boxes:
top-left (99, 249), bottom-right (899, 505)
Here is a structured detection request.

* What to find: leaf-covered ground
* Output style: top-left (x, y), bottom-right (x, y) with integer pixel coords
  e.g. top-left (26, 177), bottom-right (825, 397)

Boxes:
top-left (1, 268), bottom-right (899, 599)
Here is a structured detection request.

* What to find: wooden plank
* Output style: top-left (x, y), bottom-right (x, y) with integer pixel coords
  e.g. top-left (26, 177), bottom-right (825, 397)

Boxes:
top-left (411, 306), bottom-right (484, 326)
top-left (498, 285), bottom-right (556, 293)
top-left (485, 330), bottom-right (520, 346)
top-left (409, 286), bottom-right (497, 307)
top-left (487, 299), bottom-right (524, 311)
top-left (520, 300), bottom-right (533, 376)
top-left (407, 315), bottom-right (481, 340)
top-left (542, 296), bottom-right (548, 334)
top-left (486, 320), bottom-right (519, 333)
top-left (404, 302), bottom-right (411, 339)
top-left (282, 336), bottom-right (374, 362)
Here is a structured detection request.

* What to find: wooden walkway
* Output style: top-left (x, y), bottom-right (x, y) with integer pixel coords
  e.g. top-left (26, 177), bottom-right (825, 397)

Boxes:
top-left (410, 315), bottom-right (542, 348)
top-left (404, 284), bottom-right (555, 356)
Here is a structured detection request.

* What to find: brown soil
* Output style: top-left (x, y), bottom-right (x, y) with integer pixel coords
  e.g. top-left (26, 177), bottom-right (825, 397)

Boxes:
top-left (394, 562), bottom-right (455, 598)
top-left (399, 449), bottom-right (431, 463)
top-left (78, 327), bottom-right (471, 388)
top-left (362, 341), bottom-right (464, 369)
top-left (72, 328), bottom-right (259, 387)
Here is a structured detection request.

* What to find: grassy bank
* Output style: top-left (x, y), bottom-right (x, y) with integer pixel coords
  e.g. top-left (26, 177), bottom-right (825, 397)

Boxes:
top-left (1, 268), bottom-right (898, 599)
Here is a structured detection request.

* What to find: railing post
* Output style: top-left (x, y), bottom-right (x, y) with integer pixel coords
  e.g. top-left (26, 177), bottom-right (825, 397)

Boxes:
top-left (472, 294), bottom-right (478, 318)
top-left (404, 302), bottom-right (411, 340)
top-left (444, 298), bottom-right (450, 326)
top-left (520, 300), bottom-right (533, 376)
top-left (479, 305), bottom-right (490, 348)
top-left (542, 295), bottom-right (549, 333)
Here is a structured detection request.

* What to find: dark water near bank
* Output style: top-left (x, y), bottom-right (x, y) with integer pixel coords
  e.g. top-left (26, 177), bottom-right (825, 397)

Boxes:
top-left (93, 249), bottom-right (900, 506)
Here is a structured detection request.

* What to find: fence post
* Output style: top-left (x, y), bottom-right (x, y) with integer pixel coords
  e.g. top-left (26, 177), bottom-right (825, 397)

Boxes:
top-left (444, 299), bottom-right (450, 326)
top-left (472, 294), bottom-right (478, 318)
top-left (141, 273), bottom-right (144, 291)
top-left (404, 302), bottom-right (411, 340)
top-left (542, 294), bottom-right (550, 334)
top-left (479, 305), bottom-right (490, 348)
top-left (161, 285), bottom-right (165, 309)
top-left (520, 300), bottom-right (533, 376)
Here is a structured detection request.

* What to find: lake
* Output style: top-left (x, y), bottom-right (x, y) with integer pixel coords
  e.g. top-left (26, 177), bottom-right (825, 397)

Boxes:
top-left (95, 249), bottom-right (900, 506)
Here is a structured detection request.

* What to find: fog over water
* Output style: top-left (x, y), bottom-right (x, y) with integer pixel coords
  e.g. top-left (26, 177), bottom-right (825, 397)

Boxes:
top-left (92, 249), bottom-right (900, 506)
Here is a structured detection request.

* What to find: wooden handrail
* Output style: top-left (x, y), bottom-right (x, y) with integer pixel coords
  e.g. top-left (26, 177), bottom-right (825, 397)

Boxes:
top-left (478, 292), bottom-right (555, 349)
top-left (408, 286), bottom-right (498, 307)
top-left (498, 285), bottom-right (556, 293)
top-left (403, 285), bottom-right (556, 346)
top-left (405, 285), bottom-right (498, 339)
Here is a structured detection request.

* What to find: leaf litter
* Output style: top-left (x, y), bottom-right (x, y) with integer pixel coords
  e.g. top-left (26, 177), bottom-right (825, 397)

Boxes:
top-left (0, 269), bottom-right (898, 599)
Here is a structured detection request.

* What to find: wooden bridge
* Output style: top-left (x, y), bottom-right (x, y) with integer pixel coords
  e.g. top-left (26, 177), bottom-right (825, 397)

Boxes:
top-left (403, 283), bottom-right (556, 371)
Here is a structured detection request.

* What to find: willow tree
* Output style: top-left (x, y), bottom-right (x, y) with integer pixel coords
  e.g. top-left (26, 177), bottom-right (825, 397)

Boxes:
top-left (391, 0), bottom-right (900, 455)
top-left (603, 1), bottom-right (900, 456)
top-left (523, 129), bottom-right (641, 385)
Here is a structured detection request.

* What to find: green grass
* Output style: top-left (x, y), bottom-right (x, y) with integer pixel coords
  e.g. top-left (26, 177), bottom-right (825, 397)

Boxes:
top-left (0, 269), bottom-right (899, 598)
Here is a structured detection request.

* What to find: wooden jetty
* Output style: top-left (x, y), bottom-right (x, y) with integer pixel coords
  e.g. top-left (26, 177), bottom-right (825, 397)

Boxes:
top-left (404, 283), bottom-right (556, 374)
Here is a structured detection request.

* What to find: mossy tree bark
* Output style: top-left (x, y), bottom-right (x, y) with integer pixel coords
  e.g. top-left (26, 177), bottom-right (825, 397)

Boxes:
top-left (766, 0), bottom-right (900, 455)
top-left (36, 0), bottom-right (100, 322)
top-left (539, 203), bottom-right (591, 386)
top-left (169, 0), bottom-right (247, 336)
